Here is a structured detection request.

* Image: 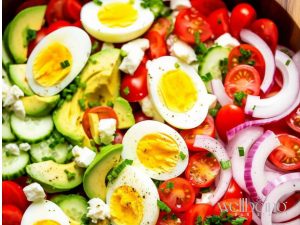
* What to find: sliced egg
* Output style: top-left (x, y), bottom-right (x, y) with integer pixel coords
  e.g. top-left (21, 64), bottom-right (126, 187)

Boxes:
top-left (107, 165), bottom-right (159, 225)
top-left (122, 120), bottom-right (189, 180)
top-left (21, 200), bottom-right (70, 225)
top-left (81, 0), bottom-right (154, 43)
top-left (147, 56), bottom-right (217, 129)
top-left (26, 27), bottom-right (91, 96)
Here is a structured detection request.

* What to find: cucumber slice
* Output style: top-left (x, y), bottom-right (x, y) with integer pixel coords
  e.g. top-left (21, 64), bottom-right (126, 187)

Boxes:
top-left (10, 114), bottom-right (54, 143)
top-left (199, 46), bottom-right (230, 93)
top-left (56, 194), bottom-right (88, 222)
top-left (30, 138), bottom-right (71, 164)
top-left (51, 194), bottom-right (67, 204)
top-left (2, 110), bottom-right (16, 141)
top-left (2, 147), bottom-right (30, 180)
top-left (3, 68), bottom-right (12, 86)
top-left (9, 64), bottom-right (34, 96)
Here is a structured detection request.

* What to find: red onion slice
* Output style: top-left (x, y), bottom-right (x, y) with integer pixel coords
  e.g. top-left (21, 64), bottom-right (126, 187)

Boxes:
top-left (292, 50), bottom-right (300, 72)
top-left (244, 50), bottom-right (300, 118)
top-left (211, 79), bottom-right (233, 106)
top-left (240, 29), bottom-right (275, 93)
top-left (244, 130), bottom-right (281, 202)
top-left (194, 135), bottom-right (232, 205)
top-left (261, 179), bottom-right (300, 225)
top-left (274, 220), bottom-right (300, 225)
top-left (226, 88), bottom-right (300, 141)
top-left (227, 127), bottom-right (264, 192)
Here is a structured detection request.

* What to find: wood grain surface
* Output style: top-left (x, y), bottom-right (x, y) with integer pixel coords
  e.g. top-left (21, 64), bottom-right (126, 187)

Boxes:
top-left (276, 0), bottom-right (300, 27)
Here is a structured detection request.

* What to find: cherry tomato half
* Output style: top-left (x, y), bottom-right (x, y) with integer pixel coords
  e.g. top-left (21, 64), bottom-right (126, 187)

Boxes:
top-left (222, 179), bottom-right (243, 200)
top-left (184, 204), bottom-right (213, 225)
top-left (228, 44), bottom-right (265, 79)
top-left (2, 205), bottom-right (23, 225)
top-left (149, 17), bottom-right (172, 40)
top-left (286, 107), bottom-right (300, 134)
top-left (174, 8), bottom-right (212, 44)
top-left (82, 106), bottom-right (118, 138)
top-left (215, 104), bottom-right (246, 142)
top-left (191, 0), bottom-right (227, 17)
top-left (146, 31), bottom-right (168, 59)
top-left (212, 198), bottom-right (252, 225)
top-left (208, 8), bottom-right (230, 39)
top-left (185, 151), bottom-right (220, 188)
top-left (250, 18), bottom-right (278, 53)
top-left (45, 0), bottom-right (66, 24)
top-left (64, 0), bottom-right (82, 22)
top-left (224, 65), bottom-right (261, 99)
top-left (269, 134), bottom-right (300, 171)
top-left (180, 115), bottom-right (215, 151)
top-left (2, 181), bottom-right (29, 212)
top-left (158, 178), bottom-right (196, 213)
top-left (230, 3), bottom-right (257, 39)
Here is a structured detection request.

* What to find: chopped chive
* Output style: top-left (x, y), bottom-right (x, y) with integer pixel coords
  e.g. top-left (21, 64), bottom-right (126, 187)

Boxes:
top-left (93, 0), bottom-right (102, 5)
top-left (200, 187), bottom-right (211, 193)
top-left (220, 160), bottom-right (231, 170)
top-left (200, 72), bottom-right (213, 82)
top-left (26, 29), bottom-right (37, 43)
top-left (238, 147), bottom-right (245, 157)
top-left (106, 159), bottom-right (133, 182)
top-left (174, 62), bottom-right (180, 68)
top-left (285, 59), bottom-right (291, 66)
top-left (78, 99), bottom-right (86, 110)
top-left (234, 91), bottom-right (246, 106)
top-left (252, 105), bottom-right (256, 110)
top-left (65, 94), bottom-right (72, 101)
top-left (120, 50), bottom-right (128, 57)
top-left (60, 60), bottom-right (70, 69)
top-left (179, 151), bottom-right (186, 160)
top-left (107, 101), bottom-right (114, 107)
top-left (166, 182), bottom-right (174, 190)
top-left (123, 86), bottom-right (130, 95)
top-left (157, 200), bottom-right (171, 213)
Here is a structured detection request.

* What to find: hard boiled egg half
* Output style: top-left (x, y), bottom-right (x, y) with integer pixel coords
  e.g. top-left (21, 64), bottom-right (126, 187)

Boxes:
top-left (21, 200), bottom-right (70, 225)
top-left (107, 165), bottom-right (159, 225)
top-left (81, 0), bottom-right (154, 43)
top-left (26, 27), bottom-right (91, 96)
top-left (122, 120), bottom-right (189, 180)
top-left (147, 56), bottom-right (217, 129)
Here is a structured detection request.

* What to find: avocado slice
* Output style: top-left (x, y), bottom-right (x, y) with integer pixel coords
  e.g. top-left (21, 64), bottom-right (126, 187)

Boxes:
top-left (22, 95), bottom-right (60, 116)
top-left (83, 144), bottom-right (122, 200)
top-left (9, 64), bottom-right (34, 96)
top-left (88, 113), bottom-right (101, 144)
top-left (2, 68), bottom-right (12, 86)
top-left (3, 23), bottom-right (13, 69)
top-left (26, 161), bottom-right (84, 193)
top-left (113, 97), bottom-right (135, 129)
top-left (8, 6), bottom-right (46, 63)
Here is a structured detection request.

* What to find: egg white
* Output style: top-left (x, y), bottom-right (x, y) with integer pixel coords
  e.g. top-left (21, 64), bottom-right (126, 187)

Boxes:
top-left (21, 200), bottom-right (70, 225)
top-left (80, 0), bottom-right (154, 43)
top-left (26, 27), bottom-right (91, 96)
top-left (107, 165), bottom-right (159, 225)
top-left (122, 120), bottom-right (189, 180)
top-left (147, 56), bottom-right (217, 129)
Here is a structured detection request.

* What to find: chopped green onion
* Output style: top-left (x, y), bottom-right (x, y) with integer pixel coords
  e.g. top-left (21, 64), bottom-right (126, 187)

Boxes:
top-left (157, 200), bottom-right (171, 213)
top-left (238, 48), bottom-right (252, 62)
top-left (26, 29), bottom-right (37, 43)
top-left (200, 187), bottom-right (211, 193)
top-left (247, 60), bottom-right (256, 66)
top-left (174, 62), bottom-right (180, 68)
top-left (106, 159), bottom-right (133, 182)
top-left (219, 58), bottom-right (228, 79)
top-left (78, 99), bottom-right (86, 110)
top-left (200, 72), bottom-right (213, 82)
top-left (65, 94), bottom-right (72, 101)
top-left (60, 60), bottom-right (70, 69)
top-left (120, 50), bottom-right (128, 57)
top-left (64, 169), bottom-right (76, 181)
top-left (196, 216), bottom-right (202, 225)
top-left (285, 59), bottom-right (291, 66)
top-left (231, 217), bottom-right (247, 225)
top-left (107, 101), bottom-right (114, 107)
top-left (238, 147), bottom-right (245, 157)
top-left (123, 86), bottom-right (130, 95)
top-left (166, 182), bottom-right (174, 190)
top-left (252, 105), bottom-right (256, 110)
top-left (220, 160), bottom-right (231, 170)
top-left (179, 151), bottom-right (186, 160)
top-left (93, 0), bottom-right (102, 5)
top-left (234, 91), bottom-right (246, 106)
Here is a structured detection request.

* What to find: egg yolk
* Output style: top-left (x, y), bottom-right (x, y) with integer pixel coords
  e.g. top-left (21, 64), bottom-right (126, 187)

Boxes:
top-left (158, 69), bottom-right (198, 113)
top-left (33, 42), bottom-right (72, 87)
top-left (33, 220), bottom-right (61, 225)
top-left (98, 2), bottom-right (138, 28)
top-left (110, 185), bottom-right (143, 225)
top-left (137, 133), bottom-right (180, 173)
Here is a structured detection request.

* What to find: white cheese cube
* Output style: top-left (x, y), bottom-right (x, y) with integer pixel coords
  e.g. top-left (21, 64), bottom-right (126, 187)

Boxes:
top-left (87, 198), bottom-right (110, 223)
top-left (12, 100), bottom-right (26, 119)
top-left (72, 145), bottom-right (96, 168)
top-left (5, 143), bottom-right (20, 156)
top-left (2, 85), bottom-right (24, 107)
top-left (19, 143), bottom-right (31, 152)
top-left (122, 38), bottom-right (150, 52)
top-left (214, 33), bottom-right (240, 48)
top-left (23, 182), bottom-right (46, 202)
top-left (98, 119), bottom-right (116, 145)
top-left (170, 0), bottom-right (191, 10)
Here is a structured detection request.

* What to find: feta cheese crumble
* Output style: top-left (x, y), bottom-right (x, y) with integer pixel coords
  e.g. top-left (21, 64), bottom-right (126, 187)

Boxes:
top-left (23, 182), bottom-right (46, 202)
top-left (87, 198), bottom-right (110, 223)
top-left (98, 118), bottom-right (117, 145)
top-left (72, 145), bottom-right (96, 168)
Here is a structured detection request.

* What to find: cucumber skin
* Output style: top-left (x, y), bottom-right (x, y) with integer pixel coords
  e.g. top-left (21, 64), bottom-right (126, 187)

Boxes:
top-left (2, 151), bottom-right (30, 180)
top-left (2, 111), bottom-right (16, 142)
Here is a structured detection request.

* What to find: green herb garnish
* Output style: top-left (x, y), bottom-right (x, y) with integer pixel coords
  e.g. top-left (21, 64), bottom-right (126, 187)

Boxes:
top-left (174, 62), bottom-right (180, 68)
top-left (123, 86), bottom-right (130, 95)
top-left (179, 151), bottom-right (186, 160)
top-left (200, 187), bottom-right (211, 193)
top-left (220, 160), bottom-right (231, 170)
top-left (64, 169), bottom-right (76, 181)
top-left (200, 72), bottom-right (213, 82)
top-left (107, 159), bottom-right (133, 182)
top-left (93, 0), bottom-right (102, 5)
top-left (196, 216), bottom-right (203, 225)
top-left (157, 200), bottom-right (171, 213)
top-left (234, 91), bottom-right (246, 106)
top-left (238, 147), bottom-right (245, 157)
top-left (141, 0), bottom-right (171, 18)
top-left (238, 48), bottom-right (252, 63)
top-left (60, 60), bottom-right (70, 69)
top-left (166, 182), bottom-right (174, 190)
top-left (26, 29), bottom-right (37, 43)
top-left (285, 59), bottom-right (291, 66)
top-left (78, 98), bottom-right (86, 110)
top-left (219, 58), bottom-right (228, 79)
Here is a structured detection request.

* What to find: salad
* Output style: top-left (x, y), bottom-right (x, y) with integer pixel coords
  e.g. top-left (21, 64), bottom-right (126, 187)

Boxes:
top-left (2, 0), bottom-right (300, 225)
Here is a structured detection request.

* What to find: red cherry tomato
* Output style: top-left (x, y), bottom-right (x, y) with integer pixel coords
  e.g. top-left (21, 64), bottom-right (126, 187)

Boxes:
top-left (149, 17), bottom-right (172, 40)
top-left (228, 44), bottom-right (265, 79)
top-left (2, 181), bottom-right (29, 212)
top-left (286, 107), bottom-right (300, 134)
top-left (146, 31), bottom-right (168, 59)
top-left (2, 205), bottom-right (23, 225)
top-left (184, 204), bottom-right (213, 225)
top-left (215, 104), bottom-right (246, 141)
top-left (250, 19), bottom-right (278, 53)
top-left (158, 178), bottom-right (196, 213)
top-left (185, 151), bottom-right (220, 188)
top-left (269, 134), bottom-right (300, 171)
top-left (212, 198), bottom-right (252, 225)
top-left (222, 179), bottom-right (243, 200)
top-left (174, 8), bottom-right (212, 44)
top-left (16, 0), bottom-right (49, 14)
top-left (134, 111), bottom-right (151, 123)
top-left (224, 65), bottom-right (261, 99)
top-left (156, 212), bottom-right (184, 225)
top-left (63, 0), bottom-right (82, 22)
top-left (230, 3), bottom-right (257, 39)
top-left (82, 106), bottom-right (118, 138)
top-left (120, 58), bottom-right (148, 102)
top-left (180, 115), bottom-right (215, 151)
top-left (45, 0), bottom-right (66, 24)
top-left (47, 20), bottom-right (71, 33)
top-left (190, 0), bottom-right (227, 17)
top-left (208, 8), bottom-right (230, 39)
